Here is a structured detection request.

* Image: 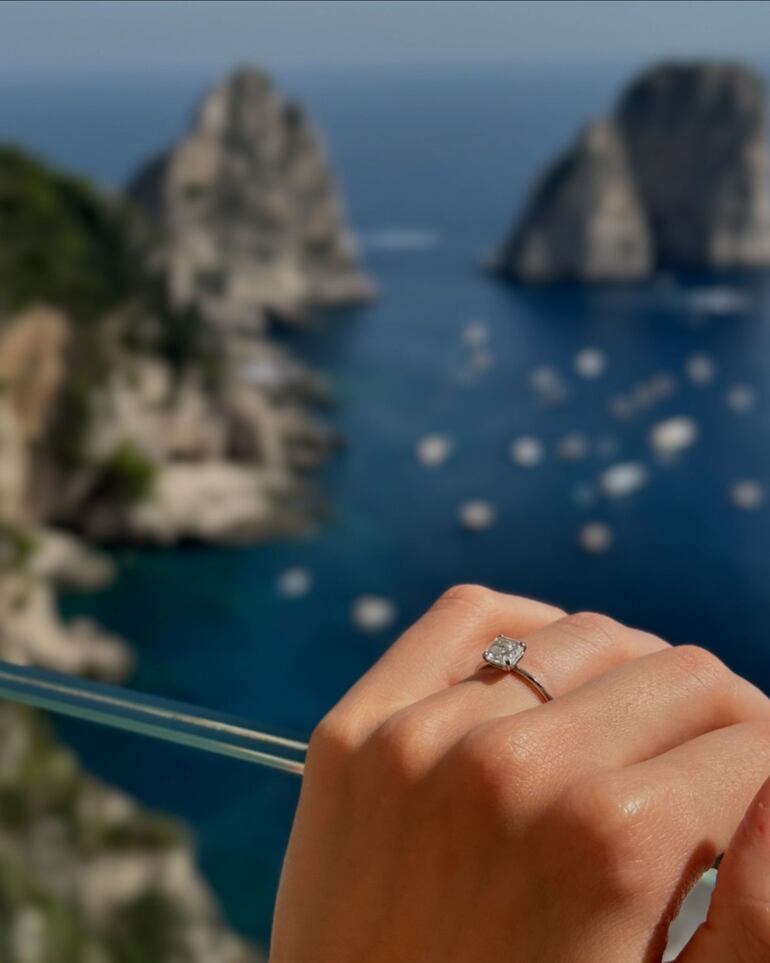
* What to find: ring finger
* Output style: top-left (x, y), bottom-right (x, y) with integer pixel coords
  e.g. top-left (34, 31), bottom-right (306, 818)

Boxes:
top-left (329, 585), bottom-right (565, 745)
top-left (369, 611), bottom-right (668, 760)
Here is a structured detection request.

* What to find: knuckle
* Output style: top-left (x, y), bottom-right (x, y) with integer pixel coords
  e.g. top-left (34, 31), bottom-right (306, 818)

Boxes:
top-left (743, 719), bottom-right (770, 745)
top-left (560, 774), bottom-right (662, 902)
top-left (562, 774), bottom-right (635, 842)
top-left (368, 709), bottom-right (437, 783)
top-left (670, 644), bottom-right (729, 692)
top-left (453, 722), bottom-right (545, 811)
top-left (432, 583), bottom-right (495, 617)
top-left (558, 611), bottom-right (622, 648)
top-left (309, 705), bottom-right (360, 762)
top-left (452, 731), bottom-right (513, 813)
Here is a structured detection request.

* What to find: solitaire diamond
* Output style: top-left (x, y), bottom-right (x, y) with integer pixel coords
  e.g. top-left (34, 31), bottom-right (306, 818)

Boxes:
top-left (483, 636), bottom-right (526, 671)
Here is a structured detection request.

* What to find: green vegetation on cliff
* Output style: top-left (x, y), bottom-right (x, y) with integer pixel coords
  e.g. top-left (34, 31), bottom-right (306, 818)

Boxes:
top-left (0, 705), bottom-right (237, 963)
top-left (0, 144), bottom-right (217, 370)
top-left (97, 441), bottom-right (158, 504)
top-left (0, 146), bottom-right (141, 322)
top-left (0, 146), bottom-right (222, 514)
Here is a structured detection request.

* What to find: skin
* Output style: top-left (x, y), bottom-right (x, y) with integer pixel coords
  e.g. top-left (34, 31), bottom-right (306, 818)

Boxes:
top-left (271, 586), bottom-right (770, 962)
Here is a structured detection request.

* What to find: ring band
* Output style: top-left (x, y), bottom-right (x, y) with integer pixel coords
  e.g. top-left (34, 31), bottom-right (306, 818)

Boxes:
top-left (481, 636), bottom-right (553, 704)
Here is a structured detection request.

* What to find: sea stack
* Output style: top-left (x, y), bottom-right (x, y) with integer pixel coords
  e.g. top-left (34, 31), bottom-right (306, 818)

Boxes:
top-left (495, 62), bottom-right (770, 282)
top-left (496, 119), bottom-right (651, 282)
top-left (617, 64), bottom-right (770, 268)
top-left (129, 67), bottom-right (374, 331)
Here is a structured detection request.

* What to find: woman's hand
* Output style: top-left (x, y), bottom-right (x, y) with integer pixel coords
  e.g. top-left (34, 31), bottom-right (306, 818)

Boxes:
top-left (271, 586), bottom-right (770, 962)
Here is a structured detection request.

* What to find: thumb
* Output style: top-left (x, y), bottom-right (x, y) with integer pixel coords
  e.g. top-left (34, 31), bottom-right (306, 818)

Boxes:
top-left (678, 774), bottom-right (770, 961)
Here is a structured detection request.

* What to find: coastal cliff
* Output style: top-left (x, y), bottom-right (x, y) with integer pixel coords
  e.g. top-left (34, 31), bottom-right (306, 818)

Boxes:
top-left (617, 63), bottom-right (770, 269)
top-left (496, 62), bottom-right (770, 281)
top-left (0, 65), bottom-right (369, 959)
top-left (0, 142), bottom-right (336, 545)
top-left (496, 118), bottom-right (651, 282)
top-left (0, 144), bottom-right (265, 963)
top-left (0, 704), bottom-right (262, 963)
top-left (129, 67), bottom-right (374, 332)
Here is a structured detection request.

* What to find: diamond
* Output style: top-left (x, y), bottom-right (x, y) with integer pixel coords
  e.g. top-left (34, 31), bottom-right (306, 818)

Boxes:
top-left (483, 635), bottom-right (526, 671)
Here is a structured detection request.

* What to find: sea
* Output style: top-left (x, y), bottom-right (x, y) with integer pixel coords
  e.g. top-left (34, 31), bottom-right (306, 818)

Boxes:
top-left (3, 60), bottom-right (770, 948)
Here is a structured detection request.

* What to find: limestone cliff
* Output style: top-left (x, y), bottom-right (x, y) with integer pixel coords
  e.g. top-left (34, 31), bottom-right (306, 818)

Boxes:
top-left (28, 307), bottom-right (332, 544)
top-left (496, 62), bottom-right (770, 281)
top-left (0, 505), bottom-right (265, 960)
top-left (617, 63), bottom-right (770, 268)
top-left (494, 119), bottom-right (651, 282)
top-left (129, 67), bottom-right (374, 332)
top-left (0, 145), bottom-right (337, 545)
top-left (0, 704), bottom-right (263, 963)
top-left (0, 63), bottom-right (372, 957)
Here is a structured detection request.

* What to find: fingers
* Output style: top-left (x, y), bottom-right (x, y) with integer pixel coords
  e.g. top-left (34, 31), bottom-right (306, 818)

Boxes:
top-left (526, 644), bottom-right (770, 774)
top-left (460, 610), bottom-right (668, 707)
top-left (534, 723), bottom-right (770, 958)
top-left (627, 723), bottom-right (770, 897)
top-left (369, 612), bottom-right (668, 760)
top-left (323, 586), bottom-right (564, 744)
top-left (414, 640), bottom-right (769, 787)
top-left (678, 775), bottom-right (770, 961)
top-left (381, 585), bottom-right (564, 691)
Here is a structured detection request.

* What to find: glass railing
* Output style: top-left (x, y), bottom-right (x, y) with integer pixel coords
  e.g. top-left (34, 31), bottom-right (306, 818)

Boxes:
top-left (0, 659), bottom-right (307, 776)
top-left (0, 662), bottom-right (303, 957)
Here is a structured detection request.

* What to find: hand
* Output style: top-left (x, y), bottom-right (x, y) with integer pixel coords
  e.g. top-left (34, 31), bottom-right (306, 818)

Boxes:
top-left (271, 586), bottom-right (770, 962)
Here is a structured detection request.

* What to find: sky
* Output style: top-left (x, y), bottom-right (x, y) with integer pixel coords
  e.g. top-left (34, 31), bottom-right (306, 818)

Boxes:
top-left (0, 0), bottom-right (770, 78)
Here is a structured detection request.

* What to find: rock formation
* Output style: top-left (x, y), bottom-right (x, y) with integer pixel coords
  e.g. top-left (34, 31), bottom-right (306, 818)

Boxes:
top-left (0, 140), bottom-right (340, 545)
top-left (495, 119), bottom-right (651, 282)
top-left (129, 67), bottom-right (374, 331)
top-left (0, 61), bottom-right (373, 957)
top-left (617, 63), bottom-right (770, 269)
top-left (0, 703), bottom-right (263, 963)
top-left (496, 62), bottom-right (770, 281)
top-left (33, 319), bottom-right (332, 543)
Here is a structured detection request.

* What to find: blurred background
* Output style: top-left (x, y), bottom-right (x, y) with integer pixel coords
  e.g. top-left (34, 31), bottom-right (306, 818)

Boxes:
top-left (1, 1), bottom-right (770, 959)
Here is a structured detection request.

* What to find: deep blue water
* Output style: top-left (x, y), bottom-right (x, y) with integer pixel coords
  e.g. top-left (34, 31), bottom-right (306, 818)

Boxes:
top-left (4, 62), bottom-right (770, 948)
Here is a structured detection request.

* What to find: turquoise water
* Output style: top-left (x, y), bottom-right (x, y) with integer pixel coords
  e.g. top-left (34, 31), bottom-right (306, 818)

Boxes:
top-left (4, 62), bottom-right (770, 945)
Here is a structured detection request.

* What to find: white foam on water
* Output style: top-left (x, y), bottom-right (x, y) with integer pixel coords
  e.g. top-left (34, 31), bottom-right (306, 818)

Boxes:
top-left (462, 319), bottom-right (490, 347)
top-left (276, 567), bottom-right (313, 599)
top-left (510, 436), bottom-right (545, 468)
top-left (574, 347), bottom-right (606, 379)
top-left (415, 434), bottom-right (453, 468)
top-left (600, 461), bottom-right (650, 498)
top-left (726, 384), bottom-right (757, 414)
top-left (556, 432), bottom-right (589, 461)
top-left (458, 500), bottom-right (496, 531)
top-left (649, 416), bottom-right (699, 457)
top-left (647, 372), bottom-right (678, 402)
top-left (470, 349), bottom-right (494, 373)
top-left (529, 365), bottom-right (569, 404)
top-left (730, 480), bottom-right (765, 511)
top-left (685, 353), bottom-right (717, 386)
top-left (351, 595), bottom-right (398, 633)
top-left (358, 228), bottom-right (441, 252)
top-left (609, 395), bottom-right (635, 421)
top-left (687, 286), bottom-right (750, 316)
top-left (579, 521), bottom-right (614, 554)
